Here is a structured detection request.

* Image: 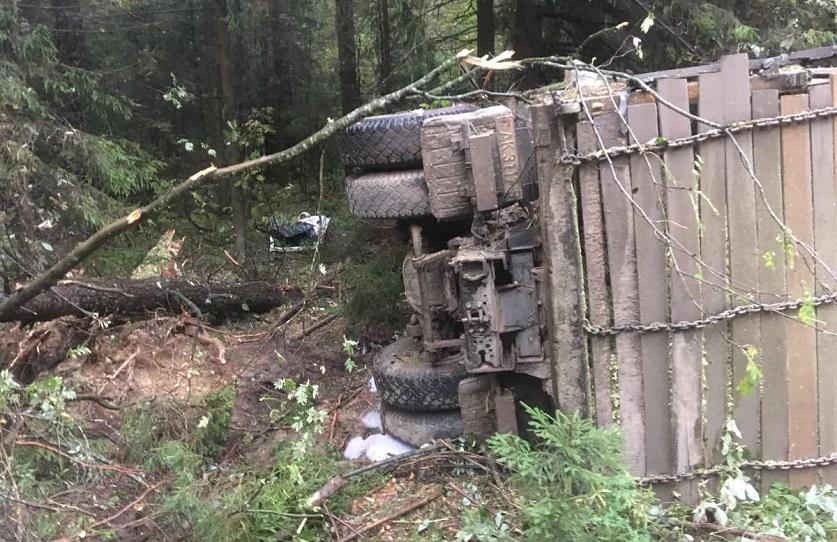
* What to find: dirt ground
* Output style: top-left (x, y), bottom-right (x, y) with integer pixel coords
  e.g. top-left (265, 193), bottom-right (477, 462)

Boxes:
top-left (14, 302), bottom-right (495, 542)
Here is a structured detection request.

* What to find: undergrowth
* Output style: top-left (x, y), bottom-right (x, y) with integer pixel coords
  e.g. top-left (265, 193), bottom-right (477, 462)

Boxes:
top-left (458, 404), bottom-right (658, 542)
top-left (8, 368), bottom-right (836, 541)
top-left (115, 378), bottom-right (366, 542)
top-left (342, 239), bottom-right (409, 332)
top-left (457, 405), bottom-right (837, 542)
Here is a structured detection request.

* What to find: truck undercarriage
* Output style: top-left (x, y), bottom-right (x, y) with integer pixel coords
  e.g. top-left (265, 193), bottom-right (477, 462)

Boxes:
top-left (341, 103), bottom-right (553, 445)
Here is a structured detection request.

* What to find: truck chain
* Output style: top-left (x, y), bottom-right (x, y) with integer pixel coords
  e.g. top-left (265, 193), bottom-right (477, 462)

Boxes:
top-left (560, 105), bottom-right (837, 165)
top-left (640, 453), bottom-right (837, 485)
top-left (583, 291), bottom-right (837, 337)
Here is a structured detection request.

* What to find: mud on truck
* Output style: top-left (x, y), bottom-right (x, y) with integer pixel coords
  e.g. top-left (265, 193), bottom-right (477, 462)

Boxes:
top-left (340, 103), bottom-right (554, 446)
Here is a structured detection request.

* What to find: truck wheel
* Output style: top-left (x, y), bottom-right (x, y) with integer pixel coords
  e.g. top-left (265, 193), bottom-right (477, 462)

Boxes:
top-left (340, 105), bottom-right (477, 169)
top-left (373, 337), bottom-right (465, 412)
top-left (346, 170), bottom-right (431, 219)
top-left (380, 402), bottom-right (463, 447)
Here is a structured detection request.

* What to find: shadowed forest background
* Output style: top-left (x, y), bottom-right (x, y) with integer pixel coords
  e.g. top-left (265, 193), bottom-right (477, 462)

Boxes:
top-left (4, 0), bottom-right (837, 287)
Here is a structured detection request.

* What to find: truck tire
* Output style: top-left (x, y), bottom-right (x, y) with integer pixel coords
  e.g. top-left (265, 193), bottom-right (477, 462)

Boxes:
top-left (373, 337), bottom-right (465, 412)
top-left (340, 105), bottom-right (477, 169)
top-left (346, 170), bottom-right (431, 219)
top-left (380, 402), bottom-right (463, 447)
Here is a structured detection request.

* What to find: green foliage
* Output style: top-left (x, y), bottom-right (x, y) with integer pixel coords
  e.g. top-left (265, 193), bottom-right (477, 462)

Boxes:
top-left (343, 243), bottom-right (409, 331)
top-left (118, 385), bottom-right (236, 468)
top-left (735, 346), bottom-right (762, 397)
top-left (0, 1), bottom-right (161, 274)
top-left (192, 386), bottom-right (236, 459)
top-left (263, 377), bottom-right (327, 461)
top-left (227, 107), bottom-right (276, 192)
top-left (74, 134), bottom-right (163, 197)
top-left (0, 369), bottom-right (22, 413)
top-left (342, 336), bottom-right (359, 373)
top-left (799, 286), bottom-right (817, 327)
top-left (120, 383), bottom-right (355, 542)
top-left (0, 372), bottom-right (77, 421)
top-left (119, 400), bottom-right (181, 465)
top-left (160, 445), bottom-right (343, 542)
top-left (462, 404), bottom-right (656, 541)
top-left (680, 420), bottom-right (837, 540)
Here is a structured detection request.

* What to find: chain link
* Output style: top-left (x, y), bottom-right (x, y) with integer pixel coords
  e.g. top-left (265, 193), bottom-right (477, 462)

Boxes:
top-left (640, 454), bottom-right (837, 485)
top-left (583, 291), bottom-right (837, 336)
top-left (561, 106), bottom-right (837, 165)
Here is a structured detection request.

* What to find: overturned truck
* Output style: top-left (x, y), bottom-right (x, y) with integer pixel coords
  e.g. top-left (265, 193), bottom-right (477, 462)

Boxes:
top-left (340, 103), bottom-right (550, 446)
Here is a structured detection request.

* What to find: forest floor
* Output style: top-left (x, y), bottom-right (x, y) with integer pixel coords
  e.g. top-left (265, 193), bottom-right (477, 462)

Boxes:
top-left (6, 303), bottom-right (512, 541)
top-left (6, 306), bottom-right (743, 542)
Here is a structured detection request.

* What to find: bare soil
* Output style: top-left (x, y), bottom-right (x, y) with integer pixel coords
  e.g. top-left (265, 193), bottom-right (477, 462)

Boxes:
top-left (29, 303), bottom-right (475, 541)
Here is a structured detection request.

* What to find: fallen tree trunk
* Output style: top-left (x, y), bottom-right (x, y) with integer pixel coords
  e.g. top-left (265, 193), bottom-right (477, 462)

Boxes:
top-left (1, 278), bottom-right (301, 323)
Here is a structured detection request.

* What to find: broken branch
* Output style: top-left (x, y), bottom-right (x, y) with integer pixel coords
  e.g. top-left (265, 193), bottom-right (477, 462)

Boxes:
top-left (291, 313), bottom-right (339, 341)
top-left (334, 485), bottom-right (444, 542)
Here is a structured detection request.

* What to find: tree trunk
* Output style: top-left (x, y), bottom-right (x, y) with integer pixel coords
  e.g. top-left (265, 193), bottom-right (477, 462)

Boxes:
top-left (51, 0), bottom-right (83, 124)
top-left (51, 0), bottom-right (83, 67)
top-left (477, 0), bottom-right (495, 58)
top-left (0, 279), bottom-right (301, 324)
top-left (215, 0), bottom-right (248, 265)
top-left (377, 0), bottom-right (393, 93)
top-left (514, 0), bottom-right (544, 88)
top-left (336, 0), bottom-right (361, 114)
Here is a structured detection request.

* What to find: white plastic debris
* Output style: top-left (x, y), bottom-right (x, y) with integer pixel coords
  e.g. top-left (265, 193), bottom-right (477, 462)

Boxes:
top-left (361, 409), bottom-right (382, 430)
top-left (368, 377), bottom-right (377, 393)
top-left (297, 212), bottom-right (330, 236)
top-left (342, 431), bottom-right (413, 462)
top-left (363, 434), bottom-right (412, 461)
top-left (343, 436), bottom-right (368, 460)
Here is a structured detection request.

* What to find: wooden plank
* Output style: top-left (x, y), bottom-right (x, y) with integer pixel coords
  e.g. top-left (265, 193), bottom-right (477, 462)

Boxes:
top-left (636, 44), bottom-right (837, 82)
top-left (576, 121), bottom-right (614, 426)
top-left (722, 54), bottom-right (762, 459)
top-left (578, 72), bottom-right (815, 117)
top-left (811, 80), bottom-right (837, 485)
top-left (752, 89), bottom-right (789, 490)
top-left (781, 92), bottom-right (819, 488)
top-left (469, 133), bottom-right (499, 211)
top-left (657, 78), bottom-right (703, 502)
top-left (531, 104), bottom-right (589, 415)
top-left (597, 111), bottom-right (646, 476)
top-left (628, 102), bottom-right (673, 485)
top-left (696, 71), bottom-right (729, 468)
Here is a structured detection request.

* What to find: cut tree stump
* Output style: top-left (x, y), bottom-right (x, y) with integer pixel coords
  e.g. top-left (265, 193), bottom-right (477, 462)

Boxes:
top-left (0, 278), bottom-right (301, 324)
top-left (2, 317), bottom-right (94, 383)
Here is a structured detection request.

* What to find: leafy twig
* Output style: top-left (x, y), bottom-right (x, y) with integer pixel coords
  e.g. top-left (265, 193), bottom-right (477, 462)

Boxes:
top-left (88, 479), bottom-right (169, 532)
top-left (14, 440), bottom-right (146, 480)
